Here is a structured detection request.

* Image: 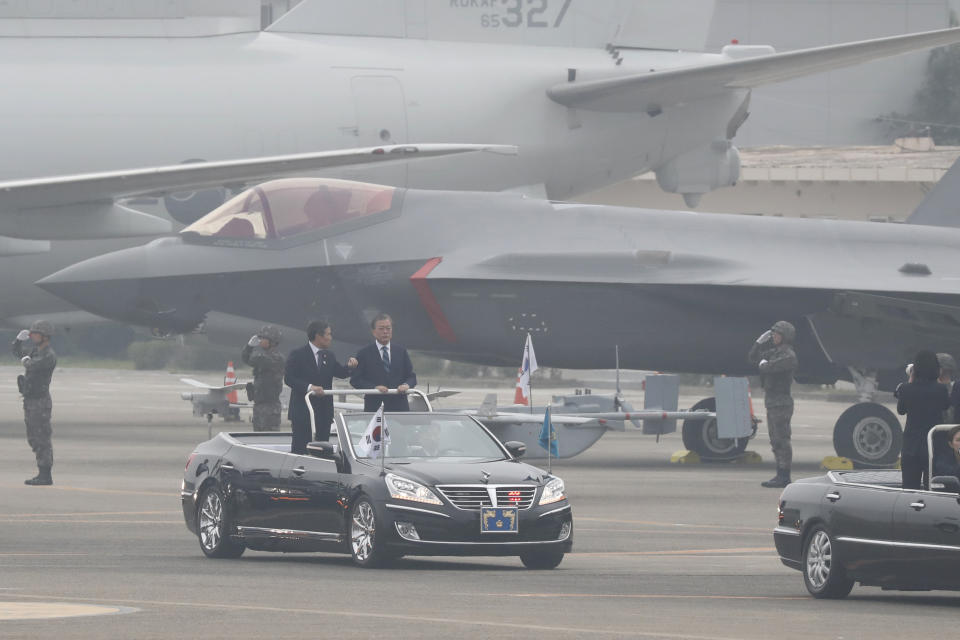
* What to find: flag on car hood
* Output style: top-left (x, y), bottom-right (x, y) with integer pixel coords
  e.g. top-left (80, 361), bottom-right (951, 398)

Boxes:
top-left (538, 404), bottom-right (558, 456)
top-left (516, 333), bottom-right (538, 403)
top-left (357, 403), bottom-right (390, 459)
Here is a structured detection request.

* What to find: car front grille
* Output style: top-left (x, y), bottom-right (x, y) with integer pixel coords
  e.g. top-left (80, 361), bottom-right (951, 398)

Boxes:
top-left (435, 485), bottom-right (537, 510)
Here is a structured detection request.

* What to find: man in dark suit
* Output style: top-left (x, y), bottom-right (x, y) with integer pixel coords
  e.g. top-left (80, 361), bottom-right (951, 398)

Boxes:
top-left (350, 313), bottom-right (417, 412)
top-left (284, 320), bottom-right (358, 454)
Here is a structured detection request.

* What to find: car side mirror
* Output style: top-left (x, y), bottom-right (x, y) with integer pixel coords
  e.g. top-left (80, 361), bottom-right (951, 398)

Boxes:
top-left (930, 475), bottom-right (960, 495)
top-left (306, 441), bottom-right (336, 459)
top-left (504, 441), bottom-right (526, 459)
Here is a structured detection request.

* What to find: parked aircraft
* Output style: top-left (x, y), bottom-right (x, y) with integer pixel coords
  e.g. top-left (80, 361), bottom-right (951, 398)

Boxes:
top-left (41, 167), bottom-right (960, 465)
top-left (3, 0), bottom-right (960, 333)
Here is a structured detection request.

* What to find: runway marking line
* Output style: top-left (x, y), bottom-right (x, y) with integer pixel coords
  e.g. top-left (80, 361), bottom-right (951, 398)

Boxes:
top-left (572, 547), bottom-right (776, 557)
top-left (0, 593), bottom-right (763, 640)
top-left (8, 511), bottom-right (180, 517)
top-left (575, 517), bottom-right (769, 532)
top-left (0, 485), bottom-right (171, 497)
top-left (0, 554), bottom-right (87, 557)
top-left (0, 519), bottom-right (180, 525)
top-left (473, 593), bottom-right (806, 601)
top-left (576, 528), bottom-right (766, 536)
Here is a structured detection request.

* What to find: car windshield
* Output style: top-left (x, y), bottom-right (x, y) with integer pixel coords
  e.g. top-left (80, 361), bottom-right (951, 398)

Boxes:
top-left (181, 178), bottom-right (397, 240)
top-left (342, 414), bottom-right (507, 462)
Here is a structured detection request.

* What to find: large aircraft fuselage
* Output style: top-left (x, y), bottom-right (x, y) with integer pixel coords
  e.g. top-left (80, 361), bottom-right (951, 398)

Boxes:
top-left (39, 186), bottom-right (960, 385)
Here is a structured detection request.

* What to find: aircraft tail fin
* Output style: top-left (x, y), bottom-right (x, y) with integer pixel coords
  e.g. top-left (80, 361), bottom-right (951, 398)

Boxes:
top-left (266, 0), bottom-right (715, 51)
top-left (906, 155), bottom-right (960, 227)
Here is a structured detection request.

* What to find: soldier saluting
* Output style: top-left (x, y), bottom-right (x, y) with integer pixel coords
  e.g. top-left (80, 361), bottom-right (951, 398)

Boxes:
top-left (748, 320), bottom-right (799, 489)
top-left (241, 325), bottom-right (285, 432)
top-left (12, 320), bottom-right (57, 486)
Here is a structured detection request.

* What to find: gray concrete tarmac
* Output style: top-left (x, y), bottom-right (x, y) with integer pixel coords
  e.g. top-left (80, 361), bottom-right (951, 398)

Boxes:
top-left (1, 367), bottom-right (957, 639)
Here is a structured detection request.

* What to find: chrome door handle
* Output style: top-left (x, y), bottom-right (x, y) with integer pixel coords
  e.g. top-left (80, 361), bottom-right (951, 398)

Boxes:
top-left (292, 467), bottom-right (306, 476)
top-left (220, 462), bottom-right (235, 471)
top-left (826, 492), bottom-right (841, 502)
top-left (909, 501), bottom-right (926, 510)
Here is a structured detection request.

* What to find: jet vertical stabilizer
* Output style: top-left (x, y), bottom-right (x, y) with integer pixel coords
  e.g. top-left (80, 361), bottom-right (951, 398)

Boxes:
top-left (267, 0), bottom-right (715, 50)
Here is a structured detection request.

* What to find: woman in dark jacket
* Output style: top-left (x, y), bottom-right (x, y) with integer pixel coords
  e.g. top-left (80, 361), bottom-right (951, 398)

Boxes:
top-left (933, 425), bottom-right (960, 481)
top-left (896, 350), bottom-right (950, 490)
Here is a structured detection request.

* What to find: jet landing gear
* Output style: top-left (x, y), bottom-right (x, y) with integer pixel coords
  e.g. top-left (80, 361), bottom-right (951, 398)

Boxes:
top-left (681, 397), bottom-right (751, 461)
top-left (832, 369), bottom-right (903, 468)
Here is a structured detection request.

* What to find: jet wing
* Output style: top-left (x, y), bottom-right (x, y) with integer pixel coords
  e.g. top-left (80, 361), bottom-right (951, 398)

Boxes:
top-left (0, 144), bottom-right (517, 240)
top-left (179, 378), bottom-right (246, 392)
top-left (548, 26), bottom-right (960, 112)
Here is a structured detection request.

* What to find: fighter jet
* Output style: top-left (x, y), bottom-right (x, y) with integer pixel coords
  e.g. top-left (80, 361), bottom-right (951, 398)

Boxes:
top-left (4, 0), bottom-right (960, 334)
top-left (40, 169), bottom-right (960, 465)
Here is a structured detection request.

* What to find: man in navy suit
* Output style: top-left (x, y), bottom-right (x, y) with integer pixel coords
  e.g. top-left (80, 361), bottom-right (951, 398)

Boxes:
top-left (284, 320), bottom-right (357, 454)
top-left (350, 313), bottom-right (417, 412)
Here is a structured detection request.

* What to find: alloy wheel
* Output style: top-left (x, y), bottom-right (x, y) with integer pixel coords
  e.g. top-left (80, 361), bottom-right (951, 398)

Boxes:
top-left (806, 530), bottom-right (832, 589)
top-left (351, 501), bottom-right (376, 562)
top-left (199, 490), bottom-right (223, 552)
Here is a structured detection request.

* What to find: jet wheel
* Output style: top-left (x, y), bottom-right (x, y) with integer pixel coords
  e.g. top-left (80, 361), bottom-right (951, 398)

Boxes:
top-left (681, 397), bottom-right (748, 461)
top-left (832, 402), bottom-right (902, 468)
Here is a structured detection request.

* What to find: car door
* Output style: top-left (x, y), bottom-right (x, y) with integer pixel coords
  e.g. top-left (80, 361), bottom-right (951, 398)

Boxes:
top-left (274, 452), bottom-right (343, 540)
top-left (221, 445), bottom-right (288, 530)
top-left (892, 489), bottom-right (960, 588)
top-left (821, 482), bottom-right (899, 580)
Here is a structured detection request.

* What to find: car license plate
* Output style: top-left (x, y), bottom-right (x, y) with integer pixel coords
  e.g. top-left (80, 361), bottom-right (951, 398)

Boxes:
top-left (480, 507), bottom-right (518, 533)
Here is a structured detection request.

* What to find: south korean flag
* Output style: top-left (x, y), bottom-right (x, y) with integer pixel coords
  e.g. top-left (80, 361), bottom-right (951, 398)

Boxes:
top-left (356, 403), bottom-right (390, 459)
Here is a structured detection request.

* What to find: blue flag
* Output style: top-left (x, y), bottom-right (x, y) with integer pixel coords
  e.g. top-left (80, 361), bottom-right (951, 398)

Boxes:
top-left (538, 405), bottom-right (558, 456)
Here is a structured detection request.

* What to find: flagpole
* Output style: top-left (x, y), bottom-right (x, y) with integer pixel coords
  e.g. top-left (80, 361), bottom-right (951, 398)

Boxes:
top-left (546, 404), bottom-right (552, 474)
top-left (380, 402), bottom-right (387, 476)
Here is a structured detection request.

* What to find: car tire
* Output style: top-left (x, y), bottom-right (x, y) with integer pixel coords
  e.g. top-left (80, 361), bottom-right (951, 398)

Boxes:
top-left (832, 403), bottom-right (902, 467)
top-left (802, 525), bottom-right (854, 599)
top-left (520, 549), bottom-right (565, 570)
top-left (681, 397), bottom-right (748, 461)
top-left (350, 497), bottom-right (389, 568)
top-left (197, 485), bottom-right (245, 559)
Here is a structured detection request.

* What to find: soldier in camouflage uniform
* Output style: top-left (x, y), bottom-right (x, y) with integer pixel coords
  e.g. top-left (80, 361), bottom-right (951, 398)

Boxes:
top-left (12, 320), bottom-right (57, 485)
top-left (241, 325), bottom-right (285, 431)
top-left (748, 320), bottom-right (798, 488)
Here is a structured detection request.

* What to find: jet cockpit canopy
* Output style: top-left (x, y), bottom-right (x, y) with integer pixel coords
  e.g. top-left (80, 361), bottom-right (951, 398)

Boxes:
top-left (181, 178), bottom-right (399, 242)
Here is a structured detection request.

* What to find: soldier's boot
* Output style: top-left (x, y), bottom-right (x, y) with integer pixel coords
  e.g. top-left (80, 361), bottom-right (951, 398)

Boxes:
top-left (761, 468), bottom-right (791, 488)
top-left (25, 466), bottom-right (52, 486)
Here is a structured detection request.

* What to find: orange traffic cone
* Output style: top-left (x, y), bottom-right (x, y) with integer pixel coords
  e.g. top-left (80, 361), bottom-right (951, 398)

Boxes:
top-left (513, 368), bottom-right (527, 406)
top-left (224, 361), bottom-right (239, 404)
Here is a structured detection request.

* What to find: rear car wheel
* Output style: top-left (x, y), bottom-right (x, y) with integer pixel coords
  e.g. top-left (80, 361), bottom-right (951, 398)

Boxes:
top-left (802, 525), bottom-right (854, 598)
top-left (197, 485), bottom-right (245, 559)
top-left (520, 549), bottom-right (564, 570)
top-left (832, 403), bottom-right (902, 467)
top-left (681, 397), bottom-right (748, 461)
top-left (350, 497), bottom-right (389, 568)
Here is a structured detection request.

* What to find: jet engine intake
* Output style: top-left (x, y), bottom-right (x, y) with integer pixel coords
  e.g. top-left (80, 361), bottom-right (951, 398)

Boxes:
top-left (654, 141), bottom-right (741, 208)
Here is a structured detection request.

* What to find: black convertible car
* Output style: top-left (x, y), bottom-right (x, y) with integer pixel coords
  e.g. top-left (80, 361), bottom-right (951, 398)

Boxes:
top-left (181, 412), bottom-right (573, 568)
top-left (775, 425), bottom-right (960, 597)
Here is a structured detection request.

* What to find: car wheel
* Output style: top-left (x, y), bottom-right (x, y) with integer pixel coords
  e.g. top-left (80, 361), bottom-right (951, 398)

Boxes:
top-left (350, 497), bottom-right (388, 568)
top-left (681, 397), bottom-right (748, 461)
top-left (802, 525), bottom-right (854, 599)
top-left (197, 485), bottom-right (245, 559)
top-left (832, 403), bottom-right (902, 467)
top-left (520, 549), bottom-right (565, 570)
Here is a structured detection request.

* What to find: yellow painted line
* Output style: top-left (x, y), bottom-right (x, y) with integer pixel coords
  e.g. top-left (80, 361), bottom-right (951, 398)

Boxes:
top-left (575, 517), bottom-right (769, 533)
top-left (0, 593), bottom-right (756, 640)
top-left (0, 485), bottom-right (172, 497)
top-left (572, 547), bottom-right (776, 557)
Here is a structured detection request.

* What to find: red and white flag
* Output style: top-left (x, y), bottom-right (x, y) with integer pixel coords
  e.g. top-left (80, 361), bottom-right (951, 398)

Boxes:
top-left (514, 333), bottom-right (538, 404)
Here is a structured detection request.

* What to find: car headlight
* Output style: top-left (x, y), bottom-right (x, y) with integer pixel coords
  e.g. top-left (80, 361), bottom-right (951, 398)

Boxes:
top-left (385, 473), bottom-right (442, 505)
top-left (539, 476), bottom-right (565, 505)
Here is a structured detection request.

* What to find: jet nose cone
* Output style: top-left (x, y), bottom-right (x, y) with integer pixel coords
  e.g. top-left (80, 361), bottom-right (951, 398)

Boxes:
top-left (37, 243), bottom-right (204, 333)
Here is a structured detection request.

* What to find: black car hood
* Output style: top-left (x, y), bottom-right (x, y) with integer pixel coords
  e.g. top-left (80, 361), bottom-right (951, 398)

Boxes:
top-left (384, 459), bottom-right (550, 487)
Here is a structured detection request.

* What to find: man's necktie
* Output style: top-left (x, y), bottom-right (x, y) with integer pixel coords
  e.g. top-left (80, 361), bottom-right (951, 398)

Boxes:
top-left (316, 350), bottom-right (324, 369)
top-left (381, 345), bottom-right (391, 372)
